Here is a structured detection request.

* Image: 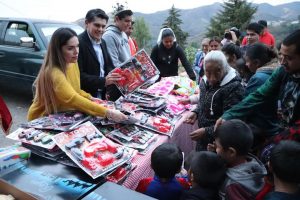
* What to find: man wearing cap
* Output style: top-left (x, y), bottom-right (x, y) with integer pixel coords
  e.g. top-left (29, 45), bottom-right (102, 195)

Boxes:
top-left (102, 9), bottom-right (133, 67)
top-left (78, 9), bottom-right (122, 101)
top-left (258, 19), bottom-right (276, 48)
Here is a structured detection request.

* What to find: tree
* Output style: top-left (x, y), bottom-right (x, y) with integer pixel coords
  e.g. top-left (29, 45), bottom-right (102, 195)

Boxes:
top-left (162, 5), bottom-right (189, 48)
top-left (206, 0), bottom-right (257, 38)
top-left (132, 17), bottom-right (152, 51)
top-left (185, 45), bottom-right (197, 65)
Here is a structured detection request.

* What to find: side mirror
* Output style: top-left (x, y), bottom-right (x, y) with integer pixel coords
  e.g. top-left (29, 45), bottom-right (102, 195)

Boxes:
top-left (20, 37), bottom-right (34, 48)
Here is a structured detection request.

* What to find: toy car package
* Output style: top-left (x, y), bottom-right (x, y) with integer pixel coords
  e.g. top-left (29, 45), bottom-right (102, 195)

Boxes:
top-left (131, 111), bottom-right (175, 137)
top-left (7, 127), bottom-right (57, 150)
top-left (52, 121), bottom-right (136, 179)
top-left (110, 49), bottom-right (160, 95)
top-left (106, 125), bottom-right (158, 154)
top-left (24, 111), bottom-right (90, 131)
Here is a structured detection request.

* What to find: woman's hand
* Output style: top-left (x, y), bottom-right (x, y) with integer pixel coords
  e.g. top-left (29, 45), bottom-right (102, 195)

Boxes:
top-left (106, 109), bottom-right (128, 122)
top-left (184, 112), bottom-right (197, 124)
top-left (190, 128), bottom-right (206, 141)
top-left (178, 97), bottom-right (191, 105)
top-left (105, 73), bottom-right (123, 86)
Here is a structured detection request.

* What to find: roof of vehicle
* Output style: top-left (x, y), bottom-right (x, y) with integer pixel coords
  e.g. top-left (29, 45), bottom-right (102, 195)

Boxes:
top-left (0, 17), bottom-right (78, 25)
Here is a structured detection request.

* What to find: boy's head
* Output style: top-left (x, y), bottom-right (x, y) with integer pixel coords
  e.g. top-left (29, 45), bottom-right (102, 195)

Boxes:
top-left (214, 119), bottom-right (253, 163)
top-left (190, 151), bottom-right (226, 188)
top-left (269, 140), bottom-right (300, 184)
top-left (151, 143), bottom-right (183, 179)
top-left (246, 22), bottom-right (263, 45)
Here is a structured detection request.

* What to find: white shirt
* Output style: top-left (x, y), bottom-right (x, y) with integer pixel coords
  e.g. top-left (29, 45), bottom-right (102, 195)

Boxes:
top-left (87, 33), bottom-right (105, 77)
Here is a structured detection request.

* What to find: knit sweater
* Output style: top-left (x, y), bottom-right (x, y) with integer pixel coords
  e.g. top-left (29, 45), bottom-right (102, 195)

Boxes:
top-left (27, 63), bottom-right (108, 121)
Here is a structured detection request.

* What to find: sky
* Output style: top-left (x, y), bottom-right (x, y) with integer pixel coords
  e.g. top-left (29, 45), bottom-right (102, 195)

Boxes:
top-left (0, 0), bottom-right (299, 22)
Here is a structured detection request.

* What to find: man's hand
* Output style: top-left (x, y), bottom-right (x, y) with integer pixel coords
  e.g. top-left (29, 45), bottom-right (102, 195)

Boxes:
top-left (207, 142), bottom-right (216, 152)
top-left (105, 73), bottom-right (123, 86)
top-left (190, 128), bottom-right (205, 141)
top-left (184, 112), bottom-right (197, 124)
top-left (214, 118), bottom-right (226, 131)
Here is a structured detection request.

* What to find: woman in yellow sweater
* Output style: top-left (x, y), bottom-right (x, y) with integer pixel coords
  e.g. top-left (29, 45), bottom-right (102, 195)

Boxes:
top-left (28, 27), bottom-right (126, 122)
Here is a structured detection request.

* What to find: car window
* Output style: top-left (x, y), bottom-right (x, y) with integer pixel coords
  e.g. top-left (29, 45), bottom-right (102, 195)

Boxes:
top-left (35, 23), bottom-right (83, 46)
top-left (3, 22), bottom-right (35, 47)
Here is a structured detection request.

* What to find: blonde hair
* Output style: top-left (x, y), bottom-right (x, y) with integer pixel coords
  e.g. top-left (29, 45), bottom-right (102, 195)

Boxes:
top-left (33, 28), bottom-right (77, 115)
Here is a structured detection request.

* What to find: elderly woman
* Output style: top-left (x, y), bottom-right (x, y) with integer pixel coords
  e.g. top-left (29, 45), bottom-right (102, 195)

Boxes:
top-left (150, 27), bottom-right (196, 80)
top-left (185, 51), bottom-right (244, 151)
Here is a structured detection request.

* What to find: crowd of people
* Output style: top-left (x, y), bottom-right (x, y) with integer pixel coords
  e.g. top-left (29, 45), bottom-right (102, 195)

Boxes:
top-left (3, 5), bottom-right (298, 200)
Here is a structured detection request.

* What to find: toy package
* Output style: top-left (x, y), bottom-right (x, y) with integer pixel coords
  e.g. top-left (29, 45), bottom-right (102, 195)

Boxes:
top-left (7, 128), bottom-right (57, 150)
top-left (110, 49), bottom-right (160, 95)
top-left (106, 125), bottom-right (158, 154)
top-left (24, 111), bottom-right (90, 131)
top-left (131, 111), bottom-right (175, 137)
top-left (165, 95), bottom-right (191, 115)
top-left (120, 93), bottom-right (166, 109)
top-left (0, 144), bottom-right (31, 175)
top-left (52, 121), bottom-right (136, 179)
top-left (146, 76), bottom-right (197, 97)
top-left (146, 77), bottom-right (175, 96)
top-left (106, 162), bottom-right (136, 184)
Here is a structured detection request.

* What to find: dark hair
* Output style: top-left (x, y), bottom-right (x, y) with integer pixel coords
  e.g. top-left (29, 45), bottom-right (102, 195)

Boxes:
top-left (161, 29), bottom-right (175, 40)
top-left (258, 20), bottom-right (268, 28)
top-left (214, 119), bottom-right (253, 156)
top-left (209, 36), bottom-right (221, 44)
top-left (85, 9), bottom-right (109, 23)
top-left (246, 43), bottom-right (277, 66)
top-left (257, 20), bottom-right (267, 28)
top-left (270, 141), bottom-right (300, 184)
top-left (246, 22), bottom-right (264, 35)
top-left (236, 57), bottom-right (253, 81)
top-left (48, 27), bottom-right (77, 68)
top-left (190, 151), bottom-right (226, 188)
top-left (222, 43), bottom-right (242, 59)
top-left (151, 143), bottom-right (183, 179)
top-left (115, 9), bottom-right (133, 19)
top-left (282, 29), bottom-right (300, 55)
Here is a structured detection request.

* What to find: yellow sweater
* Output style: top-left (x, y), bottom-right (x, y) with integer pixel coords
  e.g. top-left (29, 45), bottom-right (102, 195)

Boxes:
top-left (27, 63), bottom-right (108, 121)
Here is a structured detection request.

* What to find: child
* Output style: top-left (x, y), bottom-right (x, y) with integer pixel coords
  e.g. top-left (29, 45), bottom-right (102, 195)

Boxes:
top-left (180, 151), bottom-right (226, 200)
top-left (213, 119), bottom-right (267, 200)
top-left (136, 143), bottom-right (189, 200)
top-left (264, 141), bottom-right (300, 200)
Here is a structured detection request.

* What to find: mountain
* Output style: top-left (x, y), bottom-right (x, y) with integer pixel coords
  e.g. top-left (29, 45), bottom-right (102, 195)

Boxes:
top-left (134, 1), bottom-right (300, 43)
top-left (75, 1), bottom-right (300, 44)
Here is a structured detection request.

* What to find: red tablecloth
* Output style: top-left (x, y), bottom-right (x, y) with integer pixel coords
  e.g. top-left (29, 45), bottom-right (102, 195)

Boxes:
top-left (122, 111), bottom-right (198, 190)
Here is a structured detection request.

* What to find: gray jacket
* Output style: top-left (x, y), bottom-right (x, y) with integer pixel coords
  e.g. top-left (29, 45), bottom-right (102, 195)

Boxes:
top-left (219, 154), bottom-right (267, 200)
top-left (102, 25), bottom-right (131, 67)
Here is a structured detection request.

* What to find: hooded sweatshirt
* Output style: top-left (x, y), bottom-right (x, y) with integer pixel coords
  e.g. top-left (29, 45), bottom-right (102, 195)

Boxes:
top-left (219, 154), bottom-right (267, 200)
top-left (102, 25), bottom-right (131, 67)
top-left (193, 67), bottom-right (245, 151)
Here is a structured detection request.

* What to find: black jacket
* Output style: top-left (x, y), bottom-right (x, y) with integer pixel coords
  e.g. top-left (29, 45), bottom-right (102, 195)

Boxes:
top-left (193, 67), bottom-right (244, 151)
top-left (150, 42), bottom-right (196, 80)
top-left (78, 30), bottom-right (121, 100)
